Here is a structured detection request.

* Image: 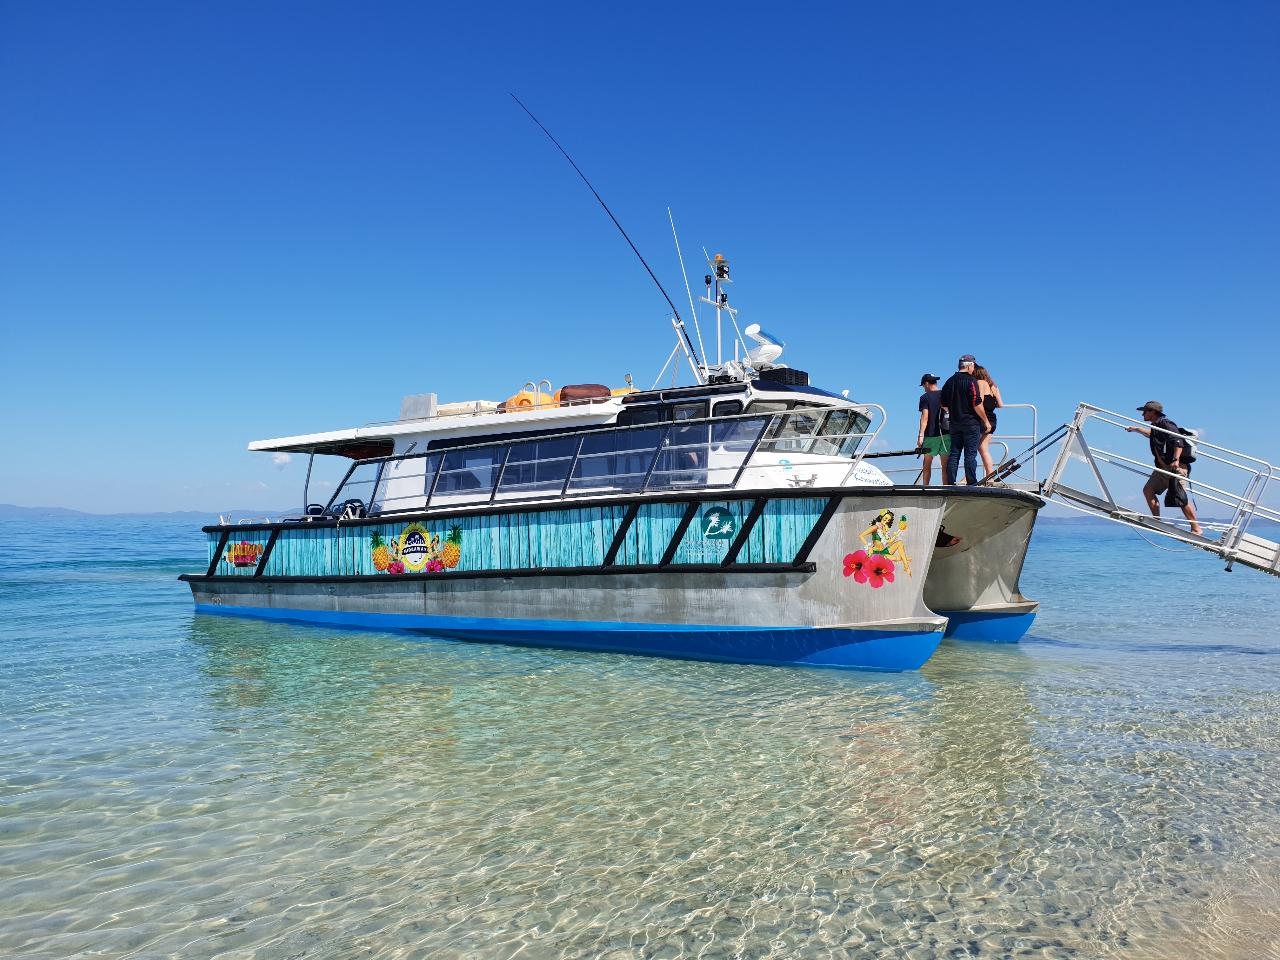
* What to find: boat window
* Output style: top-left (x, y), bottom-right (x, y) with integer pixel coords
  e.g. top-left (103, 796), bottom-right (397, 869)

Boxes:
top-left (435, 446), bottom-right (504, 498)
top-left (651, 405), bottom-right (707, 490)
top-left (616, 405), bottom-right (664, 427)
top-left (760, 409), bottom-right (824, 454)
top-left (710, 415), bottom-right (767, 448)
top-left (812, 409), bottom-right (871, 458)
top-left (496, 437), bottom-right (580, 498)
top-left (670, 401), bottom-right (709, 447)
top-left (745, 400), bottom-right (791, 415)
top-left (712, 400), bottom-right (743, 417)
top-left (329, 459), bottom-right (382, 512)
top-left (671, 401), bottom-right (708, 421)
top-left (505, 435), bottom-right (579, 462)
top-left (568, 426), bottom-right (665, 492)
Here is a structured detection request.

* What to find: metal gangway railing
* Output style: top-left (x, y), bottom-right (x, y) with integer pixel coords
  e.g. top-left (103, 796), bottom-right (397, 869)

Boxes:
top-left (1039, 403), bottom-right (1280, 576)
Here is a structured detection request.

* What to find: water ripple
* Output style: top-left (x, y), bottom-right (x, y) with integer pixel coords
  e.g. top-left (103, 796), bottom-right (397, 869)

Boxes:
top-left (1, 517), bottom-right (1278, 958)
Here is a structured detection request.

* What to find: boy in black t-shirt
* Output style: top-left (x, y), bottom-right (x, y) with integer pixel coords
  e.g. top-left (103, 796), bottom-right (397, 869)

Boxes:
top-left (916, 374), bottom-right (950, 485)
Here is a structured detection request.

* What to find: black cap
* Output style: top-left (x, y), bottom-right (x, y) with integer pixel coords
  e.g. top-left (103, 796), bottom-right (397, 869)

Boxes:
top-left (920, 373), bottom-right (938, 386)
top-left (958, 354), bottom-right (976, 368)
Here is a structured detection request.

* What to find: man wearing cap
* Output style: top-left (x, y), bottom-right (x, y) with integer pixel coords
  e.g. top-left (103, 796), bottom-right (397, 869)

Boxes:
top-left (916, 374), bottom-right (950, 485)
top-left (1125, 401), bottom-right (1203, 536)
top-left (940, 355), bottom-right (991, 485)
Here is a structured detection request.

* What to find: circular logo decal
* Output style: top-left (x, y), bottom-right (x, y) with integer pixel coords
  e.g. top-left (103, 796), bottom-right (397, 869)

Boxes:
top-left (701, 505), bottom-right (737, 540)
top-left (398, 523), bottom-right (431, 572)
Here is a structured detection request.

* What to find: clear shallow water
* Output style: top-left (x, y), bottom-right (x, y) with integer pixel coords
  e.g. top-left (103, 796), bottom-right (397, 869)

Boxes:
top-left (2, 516), bottom-right (1279, 960)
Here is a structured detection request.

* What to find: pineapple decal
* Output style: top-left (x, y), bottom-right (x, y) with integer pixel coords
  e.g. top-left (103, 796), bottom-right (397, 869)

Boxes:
top-left (442, 525), bottom-right (463, 569)
top-left (371, 531), bottom-right (396, 573)
top-left (371, 524), bottom-right (458, 575)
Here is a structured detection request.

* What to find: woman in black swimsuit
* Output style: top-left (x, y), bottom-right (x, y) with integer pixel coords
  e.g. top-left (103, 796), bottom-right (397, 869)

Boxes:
top-left (974, 365), bottom-right (1003, 481)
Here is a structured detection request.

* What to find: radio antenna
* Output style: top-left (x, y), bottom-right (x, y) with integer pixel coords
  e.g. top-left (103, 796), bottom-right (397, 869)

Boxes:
top-left (667, 207), bottom-right (707, 375)
top-left (510, 94), bottom-right (704, 381)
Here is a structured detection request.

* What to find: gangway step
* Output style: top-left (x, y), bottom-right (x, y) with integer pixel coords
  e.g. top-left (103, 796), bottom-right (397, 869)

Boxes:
top-left (1234, 533), bottom-right (1280, 576)
top-left (1048, 483), bottom-right (1280, 577)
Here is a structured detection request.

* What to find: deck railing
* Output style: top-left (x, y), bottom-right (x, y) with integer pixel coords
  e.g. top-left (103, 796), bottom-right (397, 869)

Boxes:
top-left (867, 403), bottom-right (1040, 487)
top-left (319, 406), bottom-right (886, 518)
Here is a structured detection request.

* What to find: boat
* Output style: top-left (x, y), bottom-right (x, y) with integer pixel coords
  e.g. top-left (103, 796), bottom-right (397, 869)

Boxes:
top-left (180, 252), bottom-right (1042, 671)
top-left (180, 101), bottom-right (1047, 669)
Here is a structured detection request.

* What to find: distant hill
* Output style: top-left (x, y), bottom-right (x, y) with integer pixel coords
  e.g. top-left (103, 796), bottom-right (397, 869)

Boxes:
top-left (0, 503), bottom-right (285, 520)
top-left (1038, 512), bottom-right (1278, 531)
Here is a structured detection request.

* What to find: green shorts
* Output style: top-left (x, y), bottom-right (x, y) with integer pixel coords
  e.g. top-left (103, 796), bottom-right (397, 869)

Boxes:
top-left (922, 435), bottom-right (951, 456)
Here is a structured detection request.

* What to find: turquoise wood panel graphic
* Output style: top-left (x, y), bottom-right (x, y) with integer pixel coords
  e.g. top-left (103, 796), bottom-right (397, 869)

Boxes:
top-left (212, 498), bottom-right (825, 578)
top-left (613, 501), bottom-right (690, 566)
top-left (258, 505), bottom-right (631, 577)
top-left (668, 500), bottom-right (754, 565)
top-left (738, 497), bottom-right (829, 564)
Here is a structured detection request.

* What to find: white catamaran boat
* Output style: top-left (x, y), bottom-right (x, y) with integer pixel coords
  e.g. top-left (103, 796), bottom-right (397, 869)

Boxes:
top-left (182, 100), bottom-right (1057, 670)
top-left (181, 248), bottom-right (1043, 671)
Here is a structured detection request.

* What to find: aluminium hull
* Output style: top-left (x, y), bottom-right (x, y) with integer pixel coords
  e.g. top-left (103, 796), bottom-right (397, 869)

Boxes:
top-left (925, 493), bottom-right (1040, 642)
top-left (184, 487), bottom-right (1043, 671)
top-left (190, 590), bottom-right (942, 671)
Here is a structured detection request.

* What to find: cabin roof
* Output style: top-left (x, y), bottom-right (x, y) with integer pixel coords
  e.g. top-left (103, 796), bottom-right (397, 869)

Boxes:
top-left (247, 379), bottom-right (855, 458)
top-left (247, 398), bottom-right (626, 456)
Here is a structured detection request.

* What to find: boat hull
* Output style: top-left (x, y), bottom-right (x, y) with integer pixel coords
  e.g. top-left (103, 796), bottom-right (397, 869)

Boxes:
top-left (184, 487), bottom-right (1043, 671)
top-left (191, 598), bottom-right (943, 670)
top-left (925, 494), bottom-right (1040, 643)
top-left (939, 607), bottom-right (1037, 643)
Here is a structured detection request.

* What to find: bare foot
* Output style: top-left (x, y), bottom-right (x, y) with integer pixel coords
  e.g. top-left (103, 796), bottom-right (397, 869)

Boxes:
top-left (935, 528), bottom-right (962, 549)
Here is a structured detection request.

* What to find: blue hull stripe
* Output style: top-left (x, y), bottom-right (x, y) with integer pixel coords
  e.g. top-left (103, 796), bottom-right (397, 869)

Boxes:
top-left (193, 603), bottom-right (943, 672)
top-left (941, 609), bottom-right (1037, 644)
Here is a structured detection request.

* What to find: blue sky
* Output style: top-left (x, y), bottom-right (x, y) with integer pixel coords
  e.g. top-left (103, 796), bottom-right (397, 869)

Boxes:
top-left (2, 1), bottom-right (1277, 512)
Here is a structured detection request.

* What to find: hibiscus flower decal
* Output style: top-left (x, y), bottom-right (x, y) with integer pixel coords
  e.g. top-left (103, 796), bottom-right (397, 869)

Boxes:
top-left (866, 554), bottom-right (896, 588)
top-left (843, 550), bottom-right (870, 583)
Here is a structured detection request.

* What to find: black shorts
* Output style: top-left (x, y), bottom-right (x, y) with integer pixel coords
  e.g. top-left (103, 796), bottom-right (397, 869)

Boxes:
top-left (1148, 466), bottom-right (1190, 508)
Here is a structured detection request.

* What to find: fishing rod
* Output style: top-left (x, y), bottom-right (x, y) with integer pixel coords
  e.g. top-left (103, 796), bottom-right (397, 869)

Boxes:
top-left (509, 94), bottom-right (704, 380)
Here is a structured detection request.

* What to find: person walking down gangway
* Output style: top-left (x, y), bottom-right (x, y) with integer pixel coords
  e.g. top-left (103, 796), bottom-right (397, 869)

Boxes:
top-left (940, 355), bottom-right (992, 485)
top-left (1125, 401), bottom-right (1203, 537)
top-left (916, 373), bottom-right (950, 486)
top-left (974, 364), bottom-right (1004, 481)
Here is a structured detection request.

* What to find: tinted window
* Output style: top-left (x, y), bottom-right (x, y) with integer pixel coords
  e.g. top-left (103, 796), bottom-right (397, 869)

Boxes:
top-left (617, 405), bottom-right (664, 427)
top-left (505, 436), bottom-right (579, 462)
top-left (436, 446), bottom-right (504, 495)
top-left (580, 427), bottom-right (664, 456)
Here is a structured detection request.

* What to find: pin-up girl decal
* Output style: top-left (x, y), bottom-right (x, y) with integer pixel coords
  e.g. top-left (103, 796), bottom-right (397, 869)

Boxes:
top-left (860, 509), bottom-right (912, 578)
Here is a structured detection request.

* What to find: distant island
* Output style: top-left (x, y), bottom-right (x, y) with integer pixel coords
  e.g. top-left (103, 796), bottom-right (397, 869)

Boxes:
top-left (0, 503), bottom-right (286, 520)
top-left (4, 502), bottom-right (1273, 530)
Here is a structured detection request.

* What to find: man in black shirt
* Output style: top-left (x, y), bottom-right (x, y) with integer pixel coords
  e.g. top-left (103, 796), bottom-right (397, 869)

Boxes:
top-left (940, 354), bottom-right (991, 485)
top-left (1125, 400), bottom-right (1202, 536)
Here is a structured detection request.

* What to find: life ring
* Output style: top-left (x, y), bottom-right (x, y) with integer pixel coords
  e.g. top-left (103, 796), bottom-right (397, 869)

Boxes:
top-left (502, 390), bottom-right (538, 411)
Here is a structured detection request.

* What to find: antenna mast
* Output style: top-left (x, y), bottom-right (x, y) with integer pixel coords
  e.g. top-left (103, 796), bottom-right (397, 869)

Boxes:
top-left (510, 94), bottom-right (704, 384)
top-left (667, 208), bottom-right (707, 379)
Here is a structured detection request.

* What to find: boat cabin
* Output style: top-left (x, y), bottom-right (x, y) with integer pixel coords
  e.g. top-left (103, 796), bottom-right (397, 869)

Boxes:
top-left (248, 370), bottom-right (885, 520)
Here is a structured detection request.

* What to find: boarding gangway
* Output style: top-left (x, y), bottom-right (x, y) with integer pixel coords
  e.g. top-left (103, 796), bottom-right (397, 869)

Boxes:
top-left (1019, 403), bottom-right (1280, 576)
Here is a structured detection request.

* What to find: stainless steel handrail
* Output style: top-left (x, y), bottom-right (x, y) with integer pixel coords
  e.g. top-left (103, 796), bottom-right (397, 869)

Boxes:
top-left (1042, 402), bottom-right (1280, 567)
top-left (324, 405), bottom-right (888, 515)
